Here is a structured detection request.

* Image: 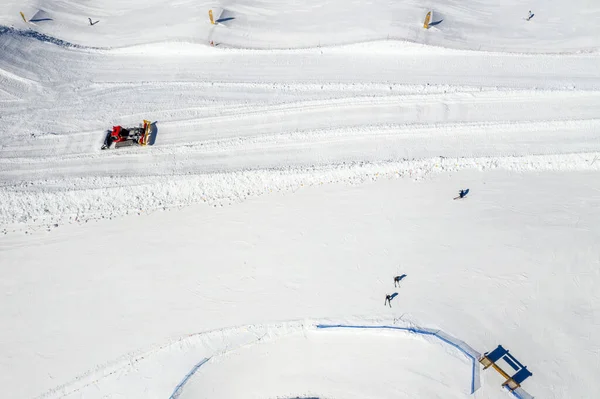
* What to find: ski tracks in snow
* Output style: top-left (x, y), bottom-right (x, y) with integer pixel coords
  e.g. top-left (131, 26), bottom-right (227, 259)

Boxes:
top-left (2, 38), bottom-right (600, 229)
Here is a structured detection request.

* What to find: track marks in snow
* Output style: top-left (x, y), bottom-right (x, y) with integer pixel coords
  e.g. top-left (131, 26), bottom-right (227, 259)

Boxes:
top-left (2, 84), bottom-right (600, 227)
top-left (4, 89), bottom-right (600, 157)
top-left (0, 66), bottom-right (42, 103)
top-left (3, 152), bottom-right (600, 229)
top-left (2, 33), bottom-right (600, 228)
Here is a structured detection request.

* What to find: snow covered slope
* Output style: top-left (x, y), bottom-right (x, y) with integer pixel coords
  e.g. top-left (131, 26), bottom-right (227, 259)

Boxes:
top-left (1, 0), bottom-right (600, 398)
top-left (2, 0), bottom-right (600, 230)
top-left (3, 171), bottom-right (600, 399)
top-left (2, 37), bottom-right (600, 229)
top-left (4, 0), bottom-right (600, 51)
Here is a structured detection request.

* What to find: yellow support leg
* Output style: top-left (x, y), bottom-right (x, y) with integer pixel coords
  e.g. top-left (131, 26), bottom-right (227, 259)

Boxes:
top-left (423, 11), bottom-right (431, 29)
top-left (141, 120), bottom-right (151, 146)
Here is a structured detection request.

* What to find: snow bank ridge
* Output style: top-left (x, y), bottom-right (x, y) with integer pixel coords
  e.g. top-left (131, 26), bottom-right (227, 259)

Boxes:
top-left (0, 26), bottom-right (90, 49)
top-left (4, 152), bottom-right (600, 231)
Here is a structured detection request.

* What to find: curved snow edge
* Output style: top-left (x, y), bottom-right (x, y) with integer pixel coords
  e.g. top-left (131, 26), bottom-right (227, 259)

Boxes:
top-left (168, 323), bottom-right (482, 399)
top-left (33, 319), bottom-right (498, 399)
top-left (316, 324), bottom-right (481, 394)
top-left (167, 324), bottom-right (537, 399)
top-left (168, 358), bottom-right (210, 399)
top-left (314, 326), bottom-right (531, 399)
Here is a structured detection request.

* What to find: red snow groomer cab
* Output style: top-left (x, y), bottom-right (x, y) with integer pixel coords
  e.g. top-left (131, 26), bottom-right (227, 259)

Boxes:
top-left (102, 120), bottom-right (152, 150)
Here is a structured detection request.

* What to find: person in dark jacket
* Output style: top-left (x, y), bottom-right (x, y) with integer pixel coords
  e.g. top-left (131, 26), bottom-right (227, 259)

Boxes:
top-left (385, 294), bottom-right (393, 307)
top-left (394, 274), bottom-right (407, 287)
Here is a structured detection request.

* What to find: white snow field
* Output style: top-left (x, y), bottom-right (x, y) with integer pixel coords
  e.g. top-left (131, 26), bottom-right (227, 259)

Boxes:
top-left (1, 0), bottom-right (600, 399)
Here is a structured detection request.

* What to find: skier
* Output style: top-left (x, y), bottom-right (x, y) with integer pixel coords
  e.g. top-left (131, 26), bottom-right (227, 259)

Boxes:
top-left (385, 294), bottom-right (393, 307)
top-left (526, 10), bottom-right (534, 21)
top-left (454, 188), bottom-right (469, 200)
top-left (394, 274), bottom-right (407, 287)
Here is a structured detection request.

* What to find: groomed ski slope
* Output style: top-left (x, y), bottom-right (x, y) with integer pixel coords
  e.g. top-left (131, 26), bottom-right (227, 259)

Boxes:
top-left (1, 0), bottom-right (600, 399)
top-left (2, 39), bottom-right (600, 229)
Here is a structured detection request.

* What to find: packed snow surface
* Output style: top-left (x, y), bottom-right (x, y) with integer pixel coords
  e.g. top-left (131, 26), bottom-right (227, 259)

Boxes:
top-left (1, 0), bottom-right (600, 398)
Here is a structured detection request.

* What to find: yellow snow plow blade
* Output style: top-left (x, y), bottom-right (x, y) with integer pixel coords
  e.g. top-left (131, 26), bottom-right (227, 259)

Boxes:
top-left (423, 11), bottom-right (431, 29)
top-left (139, 120), bottom-right (151, 146)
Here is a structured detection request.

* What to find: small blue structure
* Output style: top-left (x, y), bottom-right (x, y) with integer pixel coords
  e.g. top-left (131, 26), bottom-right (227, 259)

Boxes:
top-left (484, 345), bottom-right (508, 363)
top-left (512, 366), bottom-right (533, 385)
top-left (479, 345), bottom-right (532, 392)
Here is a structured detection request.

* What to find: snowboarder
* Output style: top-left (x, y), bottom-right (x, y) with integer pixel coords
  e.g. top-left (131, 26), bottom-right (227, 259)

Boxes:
top-left (385, 294), bottom-right (393, 307)
top-left (454, 188), bottom-right (469, 200)
top-left (394, 274), bottom-right (407, 287)
top-left (526, 10), bottom-right (534, 21)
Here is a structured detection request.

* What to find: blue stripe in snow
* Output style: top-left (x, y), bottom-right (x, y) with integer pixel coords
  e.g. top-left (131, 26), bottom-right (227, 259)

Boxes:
top-left (168, 357), bottom-right (210, 399)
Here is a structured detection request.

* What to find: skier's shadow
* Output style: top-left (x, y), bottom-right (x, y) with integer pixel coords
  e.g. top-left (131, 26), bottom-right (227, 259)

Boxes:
top-left (216, 9), bottom-right (237, 25)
